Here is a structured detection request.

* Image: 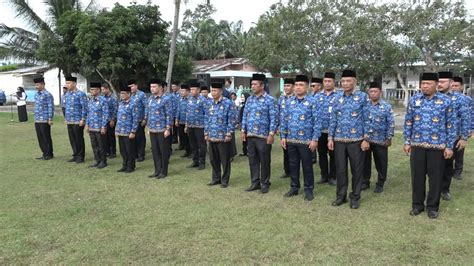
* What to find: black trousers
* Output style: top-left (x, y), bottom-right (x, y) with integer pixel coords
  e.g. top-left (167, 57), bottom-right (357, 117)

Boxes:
top-left (135, 122), bottom-right (146, 159)
top-left (89, 131), bottom-right (107, 163)
top-left (17, 105), bottom-right (28, 122)
top-left (282, 147), bottom-right (289, 175)
top-left (35, 123), bottom-right (53, 157)
top-left (61, 107), bottom-right (65, 117)
top-left (363, 143), bottom-right (388, 187)
top-left (318, 133), bottom-right (335, 180)
top-left (242, 140), bottom-right (247, 155)
top-left (178, 124), bottom-right (191, 154)
top-left (150, 132), bottom-right (171, 176)
top-left (188, 128), bottom-right (206, 166)
top-left (442, 139), bottom-right (459, 193)
top-left (230, 131), bottom-right (237, 158)
top-left (118, 136), bottom-right (136, 170)
top-left (334, 141), bottom-right (364, 201)
top-left (410, 147), bottom-right (444, 212)
top-left (172, 124), bottom-right (178, 144)
top-left (247, 137), bottom-right (272, 187)
top-left (104, 122), bottom-right (116, 156)
top-left (209, 141), bottom-right (231, 185)
top-left (67, 124), bottom-right (85, 160)
top-left (453, 146), bottom-right (465, 177)
top-left (287, 143), bottom-right (314, 193)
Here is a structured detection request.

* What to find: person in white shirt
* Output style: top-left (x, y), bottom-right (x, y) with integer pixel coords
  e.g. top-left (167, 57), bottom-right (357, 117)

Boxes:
top-left (15, 87), bottom-right (28, 122)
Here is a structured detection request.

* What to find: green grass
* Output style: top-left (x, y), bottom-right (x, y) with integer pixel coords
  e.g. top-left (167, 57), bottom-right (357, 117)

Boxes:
top-left (0, 112), bottom-right (473, 264)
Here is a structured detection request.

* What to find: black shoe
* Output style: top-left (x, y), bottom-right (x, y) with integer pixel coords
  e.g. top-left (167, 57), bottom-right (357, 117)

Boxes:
top-left (304, 192), bottom-right (314, 201)
top-left (207, 181), bottom-right (221, 186)
top-left (350, 200), bottom-right (360, 209)
top-left (75, 158), bottom-right (84, 164)
top-left (409, 208), bottom-right (424, 216)
top-left (220, 183), bottom-right (229, 188)
top-left (148, 173), bottom-right (158, 178)
top-left (125, 168), bottom-right (134, 173)
top-left (108, 154), bottom-right (116, 159)
top-left (374, 186), bottom-right (384, 193)
top-left (175, 147), bottom-right (184, 151)
top-left (43, 156), bottom-right (53, 160)
top-left (156, 174), bottom-right (166, 179)
top-left (68, 158), bottom-right (76, 162)
top-left (284, 190), bottom-right (299, 197)
top-left (332, 198), bottom-right (348, 206)
top-left (441, 192), bottom-right (451, 201)
top-left (427, 210), bottom-right (439, 219)
top-left (36, 156), bottom-right (45, 160)
top-left (181, 153), bottom-right (190, 158)
top-left (137, 157), bottom-right (145, 162)
top-left (97, 162), bottom-right (107, 169)
top-left (316, 178), bottom-right (328, 184)
top-left (197, 165), bottom-right (205, 170)
top-left (280, 174), bottom-right (289, 179)
top-left (239, 153), bottom-right (247, 156)
top-left (260, 186), bottom-right (269, 194)
top-left (89, 162), bottom-right (100, 168)
top-left (245, 184), bottom-right (261, 192)
top-left (117, 167), bottom-right (127, 172)
top-left (187, 163), bottom-right (199, 168)
top-left (312, 159), bottom-right (317, 164)
top-left (328, 178), bottom-right (336, 186)
top-left (361, 183), bottom-right (370, 190)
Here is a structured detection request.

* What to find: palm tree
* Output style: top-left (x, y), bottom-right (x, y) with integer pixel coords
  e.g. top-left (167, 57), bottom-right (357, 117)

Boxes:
top-left (0, 0), bottom-right (95, 64)
top-left (165, 0), bottom-right (186, 89)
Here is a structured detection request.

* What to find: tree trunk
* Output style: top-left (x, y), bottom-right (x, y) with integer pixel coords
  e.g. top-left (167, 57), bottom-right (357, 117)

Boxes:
top-left (166, 0), bottom-right (181, 91)
top-left (58, 68), bottom-right (62, 106)
top-left (394, 66), bottom-right (409, 107)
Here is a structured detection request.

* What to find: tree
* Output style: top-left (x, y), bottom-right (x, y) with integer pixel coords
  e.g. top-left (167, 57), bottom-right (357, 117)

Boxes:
top-left (165, 0), bottom-right (182, 89)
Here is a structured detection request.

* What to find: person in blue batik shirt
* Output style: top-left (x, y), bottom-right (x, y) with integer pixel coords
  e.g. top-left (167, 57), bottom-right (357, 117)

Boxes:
top-left (33, 77), bottom-right (54, 160)
top-left (116, 84), bottom-right (139, 173)
top-left (437, 71), bottom-right (471, 202)
top-left (240, 73), bottom-right (278, 194)
top-left (204, 81), bottom-right (238, 188)
top-left (64, 75), bottom-right (88, 163)
top-left (280, 74), bottom-right (322, 201)
top-left (276, 78), bottom-right (294, 179)
top-left (186, 80), bottom-right (209, 170)
top-left (128, 79), bottom-right (148, 162)
top-left (61, 86), bottom-right (67, 117)
top-left (146, 78), bottom-right (173, 179)
top-left (101, 83), bottom-right (118, 158)
top-left (85, 82), bottom-right (109, 169)
top-left (450, 76), bottom-right (473, 180)
top-left (403, 72), bottom-right (456, 219)
top-left (362, 82), bottom-right (395, 193)
top-left (175, 84), bottom-right (191, 157)
top-left (310, 77), bottom-right (323, 164)
top-left (328, 69), bottom-right (369, 209)
top-left (171, 80), bottom-right (181, 146)
top-left (316, 72), bottom-right (338, 186)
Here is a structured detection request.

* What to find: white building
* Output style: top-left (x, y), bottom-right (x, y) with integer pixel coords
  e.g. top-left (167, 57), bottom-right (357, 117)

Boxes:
top-left (0, 65), bottom-right (88, 105)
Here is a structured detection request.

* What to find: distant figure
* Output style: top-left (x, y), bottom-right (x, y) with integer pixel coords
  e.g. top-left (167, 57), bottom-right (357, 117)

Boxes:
top-left (15, 87), bottom-right (28, 122)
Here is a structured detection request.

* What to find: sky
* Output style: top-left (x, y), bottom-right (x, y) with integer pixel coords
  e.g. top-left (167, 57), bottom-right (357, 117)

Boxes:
top-left (0, 0), bottom-right (280, 31)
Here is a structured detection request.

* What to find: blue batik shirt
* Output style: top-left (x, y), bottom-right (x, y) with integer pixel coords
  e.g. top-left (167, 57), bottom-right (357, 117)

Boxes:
top-left (131, 90), bottom-right (148, 122)
top-left (186, 95), bottom-right (208, 128)
top-left (86, 96), bottom-right (109, 131)
top-left (241, 92), bottom-right (278, 139)
top-left (328, 90), bottom-right (369, 142)
top-left (64, 89), bottom-right (87, 124)
top-left (103, 93), bottom-right (118, 122)
top-left (34, 89), bottom-right (54, 123)
top-left (445, 91), bottom-right (471, 140)
top-left (365, 99), bottom-right (395, 145)
top-left (280, 94), bottom-right (322, 145)
top-left (115, 99), bottom-right (139, 136)
top-left (403, 92), bottom-right (456, 150)
top-left (146, 94), bottom-right (173, 133)
top-left (176, 96), bottom-right (189, 125)
top-left (315, 90), bottom-right (338, 133)
top-left (204, 97), bottom-right (238, 142)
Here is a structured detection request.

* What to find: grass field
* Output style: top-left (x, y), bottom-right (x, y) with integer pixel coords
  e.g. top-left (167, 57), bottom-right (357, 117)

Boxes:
top-left (0, 112), bottom-right (473, 264)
